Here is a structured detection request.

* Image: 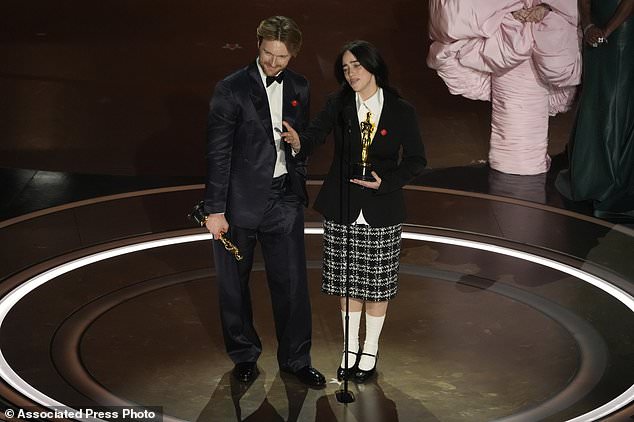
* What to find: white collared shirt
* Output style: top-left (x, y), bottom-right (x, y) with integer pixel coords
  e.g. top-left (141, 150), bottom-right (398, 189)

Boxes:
top-left (355, 88), bottom-right (383, 143)
top-left (353, 87), bottom-right (384, 226)
top-left (257, 58), bottom-right (287, 178)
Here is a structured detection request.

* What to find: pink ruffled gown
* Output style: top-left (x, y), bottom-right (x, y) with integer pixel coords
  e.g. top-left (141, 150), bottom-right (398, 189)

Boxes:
top-left (427, 0), bottom-right (581, 175)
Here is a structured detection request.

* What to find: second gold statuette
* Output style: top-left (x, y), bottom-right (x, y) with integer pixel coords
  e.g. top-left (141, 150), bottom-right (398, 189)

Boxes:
top-left (217, 233), bottom-right (243, 261)
top-left (187, 201), bottom-right (243, 261)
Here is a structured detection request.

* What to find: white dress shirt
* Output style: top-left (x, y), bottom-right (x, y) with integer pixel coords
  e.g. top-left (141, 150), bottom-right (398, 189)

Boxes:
top-left (257, 59), bottom-right (287, 178)
top-left (355, 88), bottom-right (384, 143)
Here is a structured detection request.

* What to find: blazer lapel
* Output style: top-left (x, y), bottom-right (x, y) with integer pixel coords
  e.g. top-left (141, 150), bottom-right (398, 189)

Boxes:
top-left (345, 90), bottom-right (392, 157)
top-left (247, 62), bottom-right (274, 145)
top-left (370, 90), bottom-right (391, 150)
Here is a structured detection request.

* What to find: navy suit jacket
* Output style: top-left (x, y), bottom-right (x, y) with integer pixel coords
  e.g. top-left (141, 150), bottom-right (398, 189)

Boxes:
top-left (204, 62), bottom-right (310, 229)
top-left (297, 89), bottom-right (426, 226)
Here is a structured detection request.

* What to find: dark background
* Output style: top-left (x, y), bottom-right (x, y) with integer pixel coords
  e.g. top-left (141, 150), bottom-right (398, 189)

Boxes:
top-left (0, 0), bottom-right (575, 178)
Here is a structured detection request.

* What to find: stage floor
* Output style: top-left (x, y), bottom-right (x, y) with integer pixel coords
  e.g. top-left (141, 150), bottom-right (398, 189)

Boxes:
top-left (1, 1), bottom-right (633, 420)
top-left (1, 170), bottom-right (633, 422)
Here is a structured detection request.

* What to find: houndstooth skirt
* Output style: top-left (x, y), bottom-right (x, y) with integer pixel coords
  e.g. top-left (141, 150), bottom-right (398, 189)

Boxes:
top-left (321, 219), bottom-right (402, 301)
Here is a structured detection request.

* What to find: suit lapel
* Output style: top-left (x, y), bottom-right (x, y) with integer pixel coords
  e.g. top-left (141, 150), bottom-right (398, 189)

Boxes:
top-left (282, 76), bottom-right (297, 127)
top-left (247, 62), bottom-right (274, 145)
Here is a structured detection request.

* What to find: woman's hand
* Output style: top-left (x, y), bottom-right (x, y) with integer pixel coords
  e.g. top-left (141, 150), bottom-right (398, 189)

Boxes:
top-left (584, 25), bottom-right (607, 47)
top-left (512, 8), bottom-right (530, 22)
top-left (513, 4), bottom-right (550, 23)
top-left (524, 4), bottom-right (551, 22)
top-left (351, 171), bottom-right (382, 190)
top-left (280, 120), bottom-right (301, 153)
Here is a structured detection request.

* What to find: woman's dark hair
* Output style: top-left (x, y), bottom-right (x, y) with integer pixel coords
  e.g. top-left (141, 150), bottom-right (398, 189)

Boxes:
top-left (334, 40), bottom-right (397, 95)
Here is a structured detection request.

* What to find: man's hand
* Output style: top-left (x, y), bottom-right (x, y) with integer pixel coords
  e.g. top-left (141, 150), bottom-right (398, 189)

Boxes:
top-left (205, 213), bottom-right (229, 240)
top-left (280, 120), bottom-right (301, 153)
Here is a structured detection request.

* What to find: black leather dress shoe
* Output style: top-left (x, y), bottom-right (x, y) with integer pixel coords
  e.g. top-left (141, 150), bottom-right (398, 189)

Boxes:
top-left (282, 366), bottom-right (326, 388)
top-left (353, 353), bottom-right (377, 383)
top-left (233, 362), bottom-right (258, 383)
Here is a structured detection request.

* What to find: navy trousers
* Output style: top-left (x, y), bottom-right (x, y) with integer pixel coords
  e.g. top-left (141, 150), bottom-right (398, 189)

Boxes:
top-left (212, 175), bottom-right (312, 371)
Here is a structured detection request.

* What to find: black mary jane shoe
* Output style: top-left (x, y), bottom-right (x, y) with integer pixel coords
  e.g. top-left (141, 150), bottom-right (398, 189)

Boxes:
top-left (353, 352), bottom-right (377, 383)
top-left (337, 351), bottom-right (359, 381)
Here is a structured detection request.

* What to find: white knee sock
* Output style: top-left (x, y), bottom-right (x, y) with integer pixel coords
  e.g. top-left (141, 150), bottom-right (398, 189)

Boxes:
top-left (340, 311), bottom-right (361, 368)
top-left (359, 313), bottom-right (385, 370)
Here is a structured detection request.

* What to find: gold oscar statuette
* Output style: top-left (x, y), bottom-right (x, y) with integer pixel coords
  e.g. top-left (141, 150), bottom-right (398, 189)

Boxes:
top-left (217, 232), bottom-right (243, 261)
top-left (352, 111), bottom-right (376, 181)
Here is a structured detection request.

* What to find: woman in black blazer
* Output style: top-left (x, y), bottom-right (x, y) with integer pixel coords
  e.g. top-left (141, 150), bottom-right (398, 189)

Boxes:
top-left (282, 40), bottom-right (426, 383)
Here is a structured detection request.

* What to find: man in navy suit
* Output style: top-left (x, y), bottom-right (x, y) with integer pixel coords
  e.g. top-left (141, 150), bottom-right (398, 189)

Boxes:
top-left (203, 16), bottom-right (325, 388)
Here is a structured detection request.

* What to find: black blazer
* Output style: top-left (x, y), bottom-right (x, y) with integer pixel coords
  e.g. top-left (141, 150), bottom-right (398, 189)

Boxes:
top-left (297, 89), bottom-right (426, 226)
top-left (204, 62), bottom-right (310, 229)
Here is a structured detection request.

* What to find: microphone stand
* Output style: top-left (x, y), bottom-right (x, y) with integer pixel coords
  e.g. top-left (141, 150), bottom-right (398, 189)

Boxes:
top-left (336, 115), bottom-right (355, 404)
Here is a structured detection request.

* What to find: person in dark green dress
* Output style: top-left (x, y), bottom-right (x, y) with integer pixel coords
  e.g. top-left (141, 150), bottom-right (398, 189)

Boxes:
top-left (556, 0), bottom-right (634, 221)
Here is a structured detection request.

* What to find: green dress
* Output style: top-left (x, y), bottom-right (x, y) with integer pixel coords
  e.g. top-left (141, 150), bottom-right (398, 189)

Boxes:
top-left (557, 0), bottom-right (634, 217)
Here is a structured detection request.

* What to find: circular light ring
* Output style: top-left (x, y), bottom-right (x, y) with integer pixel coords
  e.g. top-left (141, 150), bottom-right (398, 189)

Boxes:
top-left (3, 182), bottom-right (632, 236)
top-left (0, 229), bottom-right (632, 422)
top-left (51, 262), bottom-right (608, 422)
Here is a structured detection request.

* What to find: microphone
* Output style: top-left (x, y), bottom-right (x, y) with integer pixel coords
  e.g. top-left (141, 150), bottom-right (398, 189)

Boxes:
top-left (336, 114), bottom-right (356, 405)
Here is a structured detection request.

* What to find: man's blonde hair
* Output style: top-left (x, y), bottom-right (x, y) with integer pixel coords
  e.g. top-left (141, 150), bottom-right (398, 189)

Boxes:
top-left (257, 16), bottom-right (302, 56)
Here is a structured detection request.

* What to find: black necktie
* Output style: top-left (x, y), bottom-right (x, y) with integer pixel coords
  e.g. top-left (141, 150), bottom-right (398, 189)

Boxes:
top-left (266, 72), bottom-right (284, 87)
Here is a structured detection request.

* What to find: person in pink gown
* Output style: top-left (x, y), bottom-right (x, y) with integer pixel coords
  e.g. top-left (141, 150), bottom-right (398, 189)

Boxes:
top-left (427, 0), bottom-right (582, 175)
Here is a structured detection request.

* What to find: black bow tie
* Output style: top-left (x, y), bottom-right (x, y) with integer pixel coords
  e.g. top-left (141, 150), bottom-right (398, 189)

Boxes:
top-left (266, 72), bottom-right (284, 87)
